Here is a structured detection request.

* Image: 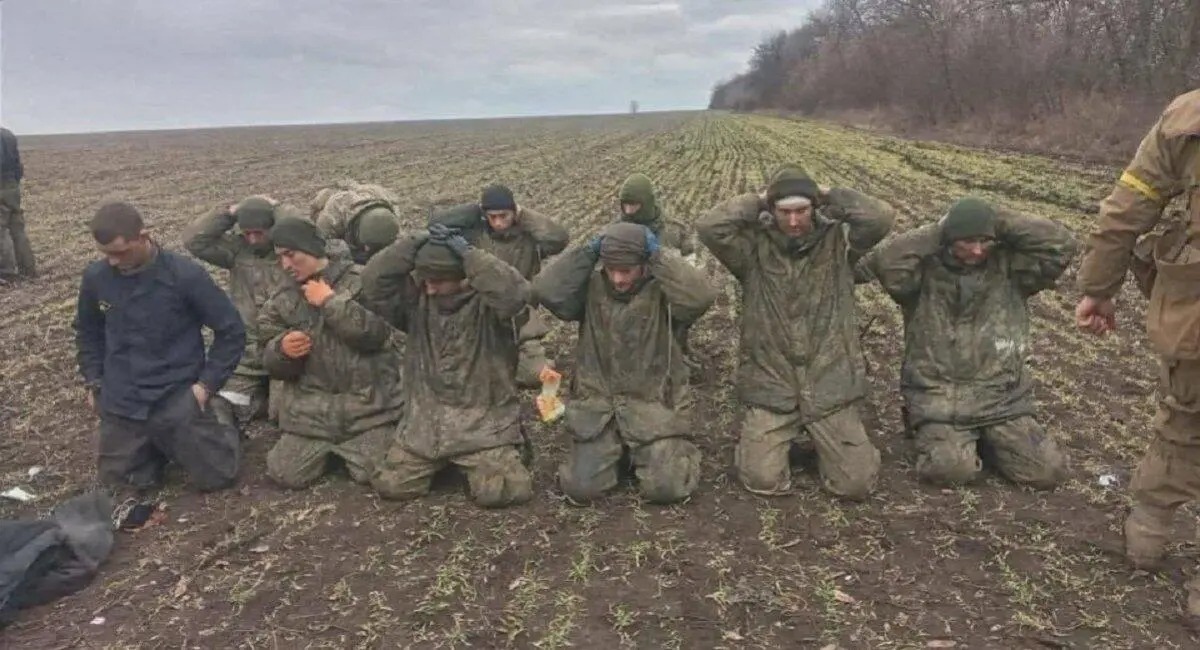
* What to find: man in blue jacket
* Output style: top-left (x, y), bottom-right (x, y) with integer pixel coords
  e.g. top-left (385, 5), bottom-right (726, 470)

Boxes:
top-left (73, 201), bottom-right (246, 492)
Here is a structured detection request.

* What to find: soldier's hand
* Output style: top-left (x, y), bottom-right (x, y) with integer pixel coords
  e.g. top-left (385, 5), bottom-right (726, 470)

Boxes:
top-left (281, 331), bottom-right (313, 359)
top-left (303, 278), bottom-right (335, 307)
top-left (1075, 296), bottom-right (1116, 336)
top-left (587, 235), bottom-right (603, 258)
top-left (428, 223), bottom-right (453, 243)
top-left (192, 383), bottom-right (210, 409)
top-left (445, 232), bottom-right (472, 257)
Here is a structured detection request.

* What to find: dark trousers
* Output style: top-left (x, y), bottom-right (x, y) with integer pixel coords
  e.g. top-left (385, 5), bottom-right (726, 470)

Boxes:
top-left (97, 387), bottom-right (241, 492)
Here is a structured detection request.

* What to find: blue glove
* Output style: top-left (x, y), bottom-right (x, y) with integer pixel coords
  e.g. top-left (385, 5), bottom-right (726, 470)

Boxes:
top-left (445, 232), bottom-right (472, 257)
top-left (644, 228), bottom-right (660, 256)
top-left (587, 236), bottom-right (603, 257)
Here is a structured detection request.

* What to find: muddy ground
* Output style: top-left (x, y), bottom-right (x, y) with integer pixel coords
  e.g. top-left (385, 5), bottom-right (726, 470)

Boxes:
top-left (0, 111), bottom-right (1194, 649)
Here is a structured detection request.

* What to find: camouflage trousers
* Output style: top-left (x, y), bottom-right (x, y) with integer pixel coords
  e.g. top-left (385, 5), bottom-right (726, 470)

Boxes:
top-left (266, 426), bottom-right (389, 489)
top-left (0, 180), bottom-right (35, 279)
top-left (913, 415), bottom-right (1066, 489)
top-left (373, 441), bottom-right (532, 508)
top-left (97, 386), bottom-right (241, 492)
top-left (1124, 359), bottom-right (1200, 616)
top-left (216, 373), bottom-right (270, 425)
top-left (735, 403), bottom-right (880, 500)
top-left (558, 421), bottom-right (700, 505)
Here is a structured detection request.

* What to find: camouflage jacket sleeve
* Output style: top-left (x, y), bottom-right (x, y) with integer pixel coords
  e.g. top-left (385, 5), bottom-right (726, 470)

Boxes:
top-left (696, 194), bottom-right (762, 282)
top-left (319, 280), bottom-right (395, 354)
top-left (1077, 92), bottom-right (1200, 298)
top-left (463, 247), bottom-right (532, 320)
top-left (650, 248), bottom-right (717, 325)
top-left (257, 290), bottom-right (305, 381)
top-left (182, 207), bottom-right (241, 270)
top-left (824, 188), bottom-right (896, 261)
top-left (861, 224), bottom-right (940, 305)
top-left (519, 207), bottom-right (570, 257)
top-left (359, 235), bottom-right (424, 332)
top-left (532, 246), bottom-right (594, 323)
top-left (995, 208), bottom-right (1080, 296)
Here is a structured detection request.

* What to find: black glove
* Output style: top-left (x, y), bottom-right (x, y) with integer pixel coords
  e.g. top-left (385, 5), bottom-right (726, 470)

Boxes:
top-left (445, 231), bottom-right (472, 257)
top-left (428, 222), bottom-right (453, 243)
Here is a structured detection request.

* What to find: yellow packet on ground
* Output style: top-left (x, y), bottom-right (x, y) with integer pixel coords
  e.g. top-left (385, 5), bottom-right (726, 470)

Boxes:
top-left (535, 366), bottom-right (565, 422)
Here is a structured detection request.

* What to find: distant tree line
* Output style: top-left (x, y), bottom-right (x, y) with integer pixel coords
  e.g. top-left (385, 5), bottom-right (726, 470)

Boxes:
top-left (711, 0), bottom-right (1200, 135)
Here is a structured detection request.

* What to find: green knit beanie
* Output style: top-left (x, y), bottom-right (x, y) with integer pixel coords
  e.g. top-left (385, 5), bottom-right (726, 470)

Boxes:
top-left (940, 197), bottom-right (997, 243)
top-left (765, 164), bottom-right (819, 207)
top-left (235, 196), bottom-right (276, 230)
top-left (269, 216), bottom-right (327, 258)
top-left (355, 205), bottom-right (400, 249)
top-left (414, 242), bottom-right (465, 280)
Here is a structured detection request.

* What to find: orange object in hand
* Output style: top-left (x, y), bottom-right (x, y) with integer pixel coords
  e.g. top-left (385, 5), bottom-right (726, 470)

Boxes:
top-left (535, 366), bottom-right (565, 422)
top-left (280, 331), bottom-right (313, 359)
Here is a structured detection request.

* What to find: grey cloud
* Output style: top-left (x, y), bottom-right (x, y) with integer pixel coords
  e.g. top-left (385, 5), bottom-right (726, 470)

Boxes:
top-left (1, 0), bottom-right (820, 133)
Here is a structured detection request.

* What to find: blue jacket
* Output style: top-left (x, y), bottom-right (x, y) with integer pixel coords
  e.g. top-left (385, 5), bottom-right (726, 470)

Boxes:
top-left (73, 248), bottom-right (246, 420)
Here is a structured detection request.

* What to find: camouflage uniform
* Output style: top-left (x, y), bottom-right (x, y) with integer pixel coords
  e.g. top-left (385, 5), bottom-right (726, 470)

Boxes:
top-left (0, 126), bottom-right (34, 280)
top-left (533, 223), bottom-right (718, 504)
top-left (1075, 89), bottom-right (1200, 612)
top-left (360, 234), bottom-right (534, 507)
top-left (257, 257), bottom-right (403, 488)
top-left (314, 181), bottom-right (402, 263)
top-left (698, 173), bottom-right (894, 500)
top-left (431, 201), bottom-right (570, 386)
top-left (183, 205), bottom-right (294, 423)
top-left (861, 205), bottom-right (1077, 488)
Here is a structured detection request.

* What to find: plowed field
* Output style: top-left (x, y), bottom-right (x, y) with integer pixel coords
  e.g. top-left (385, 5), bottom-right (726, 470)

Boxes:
top-left (0, 111), bottom-right (1191, 649)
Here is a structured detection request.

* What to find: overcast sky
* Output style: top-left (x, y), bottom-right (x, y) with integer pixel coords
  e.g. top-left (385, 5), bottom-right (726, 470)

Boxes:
top-left (0, 0), bottom-right (819, 134)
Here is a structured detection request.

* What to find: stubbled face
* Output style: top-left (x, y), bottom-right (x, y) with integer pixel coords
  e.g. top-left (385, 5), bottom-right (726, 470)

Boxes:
top-left (950, 237), bottom-right (994, 266)
top-left (242, 229), bottom-right (270, 246)
top-left (98, 234), bottom-right (153, 271)
top-left (276, 247), bottom-right (324, 281)
top-left (486, 210), bottom-right (516, 232)
top-left (604, 264), bottom-right (645, 294)
top-left (620, 202), bottom-right (641, 217)
top-left (424, 278), bottom-right (467, 296)
top-left (774, 204), bottom-right (814, 237)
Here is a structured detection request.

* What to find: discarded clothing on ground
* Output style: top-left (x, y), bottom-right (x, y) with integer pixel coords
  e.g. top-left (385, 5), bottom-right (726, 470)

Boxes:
top-left (0, 490), bottom-right (115, 627)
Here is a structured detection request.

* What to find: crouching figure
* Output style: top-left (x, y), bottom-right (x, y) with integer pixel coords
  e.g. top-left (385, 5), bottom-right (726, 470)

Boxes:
top-left (534, 222), bottom-right (717, 504)
top-left (860, 197), bottom-right (1078, 489)
top-left (361, 221), bottom-right (535, 508)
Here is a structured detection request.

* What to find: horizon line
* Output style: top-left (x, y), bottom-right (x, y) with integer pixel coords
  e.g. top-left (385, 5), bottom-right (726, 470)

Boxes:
top-left (14, 107), bottom-right (717, 138)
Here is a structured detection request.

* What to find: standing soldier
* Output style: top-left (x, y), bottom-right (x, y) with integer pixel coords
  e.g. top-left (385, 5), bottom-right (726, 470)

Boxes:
top-left (431, 184), bottom-right (570, 386)
top-left (182, 196), bottom-right (293, 424)
top-left (1074, 89), bottom-right (1200, 620)
top-left (312, 180), bottom-right (402, 264)
top-left (698, 164), bottom-right (895, 500)
top-left (860, 197), bottom-right (1077, 489)
top-left (361, 221), bottom-right (535, 508)
top-left (533, 222), bottom-right (718, 504)
top-left (74, 201), bottom-right (245, 492)
top-left (256, 217), bottom-right (403, 489)
top-left (0, 125), bottom-right (35, 281)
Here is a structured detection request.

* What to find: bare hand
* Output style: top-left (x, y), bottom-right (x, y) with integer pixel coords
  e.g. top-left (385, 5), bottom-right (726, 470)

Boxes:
top-left (1075, 296), bottom-right (1117, 336)
top-left (192, 383), bottom-right (210, 409)
top-left (303, 279), bottom-right (335, 307)
top-left (281, 331), bottom-right (313, 359)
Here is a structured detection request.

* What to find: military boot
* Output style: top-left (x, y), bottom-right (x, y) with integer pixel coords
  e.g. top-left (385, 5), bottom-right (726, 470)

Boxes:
top-left (1124, 503), bottom-right (1173, 569)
